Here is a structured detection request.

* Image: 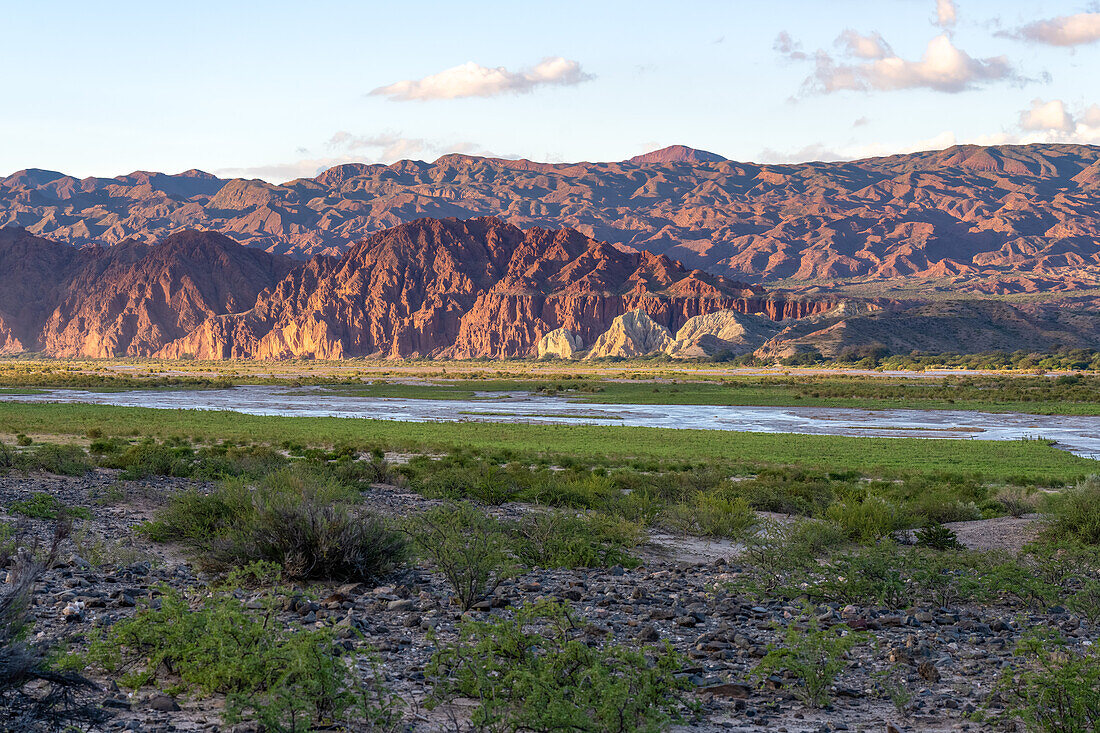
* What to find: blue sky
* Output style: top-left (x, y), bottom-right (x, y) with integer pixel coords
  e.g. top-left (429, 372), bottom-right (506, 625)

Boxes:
top-left (2, 0), bottom-right (1098, 181)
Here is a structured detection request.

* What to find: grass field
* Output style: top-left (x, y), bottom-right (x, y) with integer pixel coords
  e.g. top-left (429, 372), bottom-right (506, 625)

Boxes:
top-left (305, 376), bottom-right (1100, 415)
top-left (0, 402), bottom-right (1095, 482)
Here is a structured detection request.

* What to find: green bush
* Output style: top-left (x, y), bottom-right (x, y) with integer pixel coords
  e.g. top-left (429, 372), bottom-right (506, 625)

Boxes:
top-left (15, 443), bottom-right (90, 476)
top-left (824, 496), bottom-right (903, 543)
top-left (405, 502), bottom-right (516, 610)
top-left (10, 492), bottom-right (91, 521)
top-left (661, 492), bottom-right (756, 539)
top-left (914, 523), bottom-right (964, 551)
top-left (508, 510), bottom-right (641, 569)
top-left (69, 573), bottom-right (401, 732)
top-left (1045, 475), bottom-right (1100, 545)
top-left (428, 600), bottom-right (691, 732)
top-left (753, 611), bottom-right (868, 708)
top-left (144, 467), bottom-right (406, 581)
top-left (996, 628), bottom-right (1100, 732)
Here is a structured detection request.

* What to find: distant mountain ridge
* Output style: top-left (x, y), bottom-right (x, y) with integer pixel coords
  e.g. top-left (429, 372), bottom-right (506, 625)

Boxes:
top-left (4, 143), bottom-right (1100, 296)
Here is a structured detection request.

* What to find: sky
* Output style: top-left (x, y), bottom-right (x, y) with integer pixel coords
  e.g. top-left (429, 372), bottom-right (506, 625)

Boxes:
top-left (2, 0), bottom-right (1098, 182)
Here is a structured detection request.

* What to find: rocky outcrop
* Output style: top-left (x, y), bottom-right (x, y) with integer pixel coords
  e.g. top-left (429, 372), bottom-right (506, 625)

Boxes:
top-left (753, 299), bottom-right (1100, 360)
top-left (585, 310), bottom-right (673, 359)
top-left (158, 217), bottom-right (825, 360)
top-left (5, 144), bottom-right (1100, 297)
top-left (665, 310), bottom-right (780, 358)
top-left (537, 328), bottom-right (583, 359)
top-left (0, 229), bottom-right (294, 357)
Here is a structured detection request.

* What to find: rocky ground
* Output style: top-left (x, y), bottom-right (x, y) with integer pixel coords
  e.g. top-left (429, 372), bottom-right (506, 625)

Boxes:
top-left (1, 469), bottom-right (1088, 732)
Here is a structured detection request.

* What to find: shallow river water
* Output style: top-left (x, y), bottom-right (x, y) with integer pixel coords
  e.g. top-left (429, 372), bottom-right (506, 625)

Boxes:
top-left (3, 386), bottom-right (1099, 459)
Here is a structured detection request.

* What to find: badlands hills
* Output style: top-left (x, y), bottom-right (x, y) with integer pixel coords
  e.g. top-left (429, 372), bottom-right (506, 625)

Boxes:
top-left (3, 143), bottom-right (1100, 298)
top-left (3, 216), bottom-right (1098, 361)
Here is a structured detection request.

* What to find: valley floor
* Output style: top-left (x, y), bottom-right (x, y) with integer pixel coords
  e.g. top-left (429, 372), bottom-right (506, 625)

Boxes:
top-left (2, 469), bottom-right (1068, 733)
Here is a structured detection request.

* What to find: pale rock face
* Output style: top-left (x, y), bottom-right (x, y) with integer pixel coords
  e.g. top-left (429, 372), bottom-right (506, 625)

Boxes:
top-left (586, 309), bottom-right (672, 358)
top-left (665, 309), bottom-right (780, 358)
top-left (537, 328), bottom-right (583, 359)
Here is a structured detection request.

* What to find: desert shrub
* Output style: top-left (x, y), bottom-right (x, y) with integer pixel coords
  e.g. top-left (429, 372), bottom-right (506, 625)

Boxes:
top-left (15, 434), bottom-right (31, 447)
top-left (824, 496), bottom-right (904, 543)
top-left (144, 467), bottom-right (406, 581)
top-left (724, 469), bottom-right (836, 516)
top-left (753, 611), bottom-right (868, 708)
top-left (995, 486), bottom-right (1039, 518)
top-left (0, 441), bottom-right (13, 472)
top-left (996, 628), bottom-right (1100, 733)
top-left (661, 492), bottom-right (756, 539)
top-left (10, 492), bottom-right (91, 521)
top-left (508, 510), bottom-right (641, 569)
top-left (406, 502), bottom-right (516, 610)
top-left (733, 519), bottom-right (848, 596)
top-left (70, 573), bottom-right (401, 732)
top-left (1044, 475), bottom-right (1100, 545)
top-left (15, 443), bottom-right (90, 476)
top-left (428, 600), bottom-right (691, 732)
top-left (914, 523), bottom-right (964, 551)
top-left (101, 440), bottom-right (196, 479)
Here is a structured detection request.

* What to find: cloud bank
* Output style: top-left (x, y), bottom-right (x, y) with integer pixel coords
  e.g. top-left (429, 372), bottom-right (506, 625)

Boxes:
top-left (369, 57), bottom-right (593, 101)
top-left (1009, 12), bottom-right (1100, 46)
top-left (786, 32), bottom-right (1015, 94)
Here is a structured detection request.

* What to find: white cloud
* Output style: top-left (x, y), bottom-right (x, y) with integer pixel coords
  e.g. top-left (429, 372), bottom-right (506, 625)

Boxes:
top-left (369, 57), bottom-right (593, 101)
top-left (837, 30), bottom-right (892, 59)
top-left (934, 0), bottom-right (957, 28)
top-left (1019, 98), bottom-right (1075, 132)
top-left (1011, 12), bottom-right (1100, 46)
top-left (1012, 99), bottom-right (1100, 144)
top-left (1085, 104), bottom-right (1100, 127)
top-left (798, 33), bottom-right (1014, 93)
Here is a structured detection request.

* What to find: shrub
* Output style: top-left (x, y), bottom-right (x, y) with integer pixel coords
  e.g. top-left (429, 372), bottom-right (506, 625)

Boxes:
top-left (406, 502), bottom-right (516, 610)
top-left (1, 521), bottom-right (106, 729)
top-left (70, 574), bottom-right (401, 732)
top-left (661, 492), bottom-right (756, 539)
top-left (914, 523), bottom-right (964, 551)
top-left (10, 492), bottom-right (91, 521)
top-left (825, 496), bottom-right (903, 543)
top-left (1045, 475), bottom-right (1100, 545)
top-left (996, 628), bottom-right (1100, 732)
top-left (753, 611), bottom-right (868, 708)
top-left (15, 443), bottom-right (90, 476)
top-left (508, 510), bottom-right (641, 569)
top-left (996, 486), bottom-right (1039, 518)
top-left (428, 600), bottom-right (691, 732)
top-left (144, 467), bottom-right (406, 581)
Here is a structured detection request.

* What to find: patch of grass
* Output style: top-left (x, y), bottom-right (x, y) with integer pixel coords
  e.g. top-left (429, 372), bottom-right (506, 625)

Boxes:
top-left (507, 510), bottom-right (642, 569)
top-left (428, 599), bottom-right (692, 732)
top-left (66, 569), bottom-right (401, 731)
top-left (9, 492), bottom-right (91, 521)
top-left (0, 402), bottom-right (1094, 482)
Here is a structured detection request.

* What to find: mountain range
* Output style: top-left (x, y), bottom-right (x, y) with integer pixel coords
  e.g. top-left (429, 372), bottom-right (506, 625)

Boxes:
top-left (4, 143), bottom-right (1100, 298)
top-left (4, 216), bottom-right (1098, 361)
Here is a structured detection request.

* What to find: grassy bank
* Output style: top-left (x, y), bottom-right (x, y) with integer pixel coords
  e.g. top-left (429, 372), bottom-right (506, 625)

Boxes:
top-left (309, 375), bottom-right (1100, 415)
top-left (0, 402), bottom-right (1095, 482)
